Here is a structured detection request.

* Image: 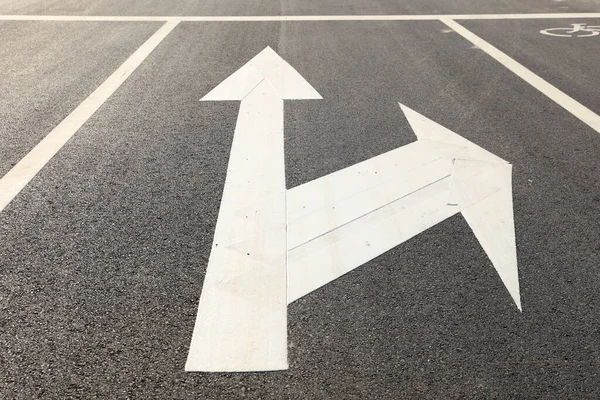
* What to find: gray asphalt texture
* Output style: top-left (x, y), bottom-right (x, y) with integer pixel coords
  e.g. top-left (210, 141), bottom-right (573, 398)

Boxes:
top-left (1, 2), bottom-right (600, 399)
top-left (0, 21), bottom-right (161, 178)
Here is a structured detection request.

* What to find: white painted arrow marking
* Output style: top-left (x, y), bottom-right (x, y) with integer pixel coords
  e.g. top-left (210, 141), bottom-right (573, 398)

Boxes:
top-left (188, 48), bottom-right (520, 373)
top-left (186, 47), bottom-right (321, 372)
top-left (287, 104), bottom-right (520, 311)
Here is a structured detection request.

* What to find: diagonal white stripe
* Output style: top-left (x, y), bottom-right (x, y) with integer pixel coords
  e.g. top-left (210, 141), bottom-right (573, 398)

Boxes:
top-left (0, 20), bottom-right (179, 213)
top-left (442, 18), bottom-right (600, 135)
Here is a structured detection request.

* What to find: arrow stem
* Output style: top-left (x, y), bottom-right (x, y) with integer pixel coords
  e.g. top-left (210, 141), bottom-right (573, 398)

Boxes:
top-left (186, 80), bottom-right (288, 372)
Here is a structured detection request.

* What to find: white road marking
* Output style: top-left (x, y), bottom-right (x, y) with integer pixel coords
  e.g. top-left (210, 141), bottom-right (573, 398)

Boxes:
top-left (442, 18), bottom-right (600, 135)
top-left (0, 13), bottom-right (599, 22)
top-left (185, 47), bottom-right (321, 372)
top-left (287, 146), bottom-right (457, 250)
top-left (540, 23), bottom-right (600, 37)
top-left (0, 14), bottom-right (532, 370)
top-left (0, 15), bottom-right (179, 21)
top-left (287, 177), bottom-right (459, 302)
top-left (189, 48), bottom-right (521, 371)
top-left (451, 160), bottom-right (519, 310)
top-left (0, 20), bottom-right (179, 213)
top-left (287, 104), bottom-right (521, 311)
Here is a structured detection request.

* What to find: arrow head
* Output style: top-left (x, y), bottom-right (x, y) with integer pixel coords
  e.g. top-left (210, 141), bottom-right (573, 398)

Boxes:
top-left (399, 103), bottom-right (521, 310)
top-left (201, 46), bottom-right (322, 101)
top-left (399, 103), bottom-right (505, 164)
top-left (450, 160), bottom-right (521, 311)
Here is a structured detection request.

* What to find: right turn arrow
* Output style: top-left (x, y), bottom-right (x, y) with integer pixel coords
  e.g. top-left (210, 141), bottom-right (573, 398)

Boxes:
top-left (287, 103), bottom-right (520, 312)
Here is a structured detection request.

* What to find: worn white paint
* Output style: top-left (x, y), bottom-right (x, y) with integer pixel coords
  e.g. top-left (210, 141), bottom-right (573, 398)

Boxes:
top-left (0, 13), bottom-right (599, 21)
top-left (442, 18), bottom-right (600, 135)
top-left (287, 104), bottom-right (521, 311)
top-left (185, 47), bottom-right (321, 372)
top-left (0, 20), bottom-right (179, 213)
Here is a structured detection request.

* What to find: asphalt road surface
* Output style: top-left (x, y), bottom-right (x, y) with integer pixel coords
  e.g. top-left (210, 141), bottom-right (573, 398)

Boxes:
top-left (1, 1), bottom-right (600, 399)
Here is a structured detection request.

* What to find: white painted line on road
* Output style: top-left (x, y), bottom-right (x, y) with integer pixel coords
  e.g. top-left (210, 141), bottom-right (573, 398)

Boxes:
top-left (186, 47), bottom-right (321, 373)
top-left (287, 104), bottom-right (521, 311)
top-left (0, 15), bottom-right (178, 21)
top-left (179, 13), bottom-right (600, 21)
top-left (0, 13), bottom-right (599, 22)
top-left (441, 18), bottom-right (600, 135)
top-left (0, 20), bottom-right (179, 213)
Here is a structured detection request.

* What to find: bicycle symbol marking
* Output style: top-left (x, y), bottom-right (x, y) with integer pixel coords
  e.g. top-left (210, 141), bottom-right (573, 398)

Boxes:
top-left (540, 23), bottom-right (600, 37)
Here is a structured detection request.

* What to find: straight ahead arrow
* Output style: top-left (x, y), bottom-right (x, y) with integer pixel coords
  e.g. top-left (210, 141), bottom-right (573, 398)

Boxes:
top-left (287, 104), bottom-right (520, 312)
top-left (186, 47), bottom-right (321, 372)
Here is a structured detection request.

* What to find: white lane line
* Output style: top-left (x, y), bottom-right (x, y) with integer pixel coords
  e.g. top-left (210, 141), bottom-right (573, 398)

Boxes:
top-left (0, 15), bottom-right (179, 21)
top-left (441, 18), bottom-right (600, 135)
top-left (0, 13), bottom-right (599, 22)
top-left (0, 20), bottom-right (179, 213)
